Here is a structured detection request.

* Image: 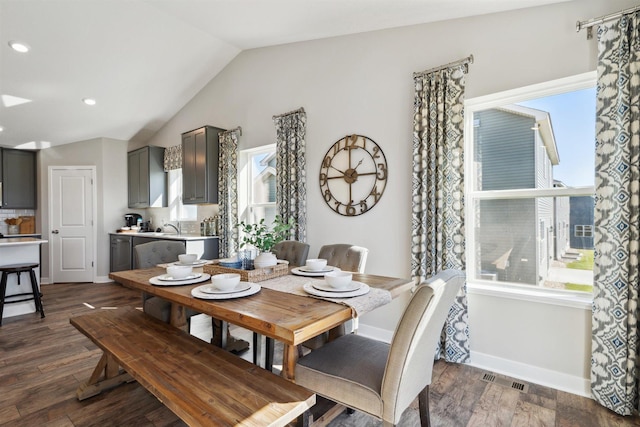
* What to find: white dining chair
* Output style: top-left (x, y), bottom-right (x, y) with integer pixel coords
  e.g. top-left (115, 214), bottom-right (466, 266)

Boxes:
top-left (295, 269), bottom-right (465, 427)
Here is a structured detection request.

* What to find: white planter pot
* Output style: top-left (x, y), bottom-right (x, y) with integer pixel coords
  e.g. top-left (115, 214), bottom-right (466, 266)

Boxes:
top-left (254, 251), bottom-right (277, 268)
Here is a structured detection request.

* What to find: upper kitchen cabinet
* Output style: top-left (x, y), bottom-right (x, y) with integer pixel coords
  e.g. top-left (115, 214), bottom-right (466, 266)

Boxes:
top-left (128, 146), bottom-right (167, 208)
top-left (181, 125), bottom-right (224, 204)
top-left (1, 148), bottom-right (37, 209)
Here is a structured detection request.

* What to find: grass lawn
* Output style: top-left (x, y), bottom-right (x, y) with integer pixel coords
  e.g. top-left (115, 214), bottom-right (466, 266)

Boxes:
top-left (564, 249), bottom-right (594, 293)
top-left (567, 249), bottom-right (594, 270)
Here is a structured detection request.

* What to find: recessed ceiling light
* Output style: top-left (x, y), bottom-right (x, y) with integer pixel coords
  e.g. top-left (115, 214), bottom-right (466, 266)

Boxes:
top-left (0, 126), bottom-right (4, 132)
top-left (1, 94), bottom-right (31, 107)
top-left (8, 40), bottom-right (30, 53)
top-left (82, 98), bottom-right (96, 106)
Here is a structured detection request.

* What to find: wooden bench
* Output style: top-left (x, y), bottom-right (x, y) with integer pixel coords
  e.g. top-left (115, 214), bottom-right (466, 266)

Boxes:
top-left (70, 307), bottom-right (315, 427)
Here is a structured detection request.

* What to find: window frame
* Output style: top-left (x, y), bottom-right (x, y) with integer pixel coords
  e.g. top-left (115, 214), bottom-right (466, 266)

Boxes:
top-left (464, 72), bottom-right (596, 309)
top-left (238, 144), bottom-right (277, 226)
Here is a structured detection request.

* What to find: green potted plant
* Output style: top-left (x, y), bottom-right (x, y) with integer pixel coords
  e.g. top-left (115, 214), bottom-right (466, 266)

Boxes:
top-left (237, 215), bottom-right (296, 268)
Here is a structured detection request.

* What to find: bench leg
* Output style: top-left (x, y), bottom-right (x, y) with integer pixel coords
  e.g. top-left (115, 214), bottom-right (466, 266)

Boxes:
top-left (76, 353), bottom-right (133, 400)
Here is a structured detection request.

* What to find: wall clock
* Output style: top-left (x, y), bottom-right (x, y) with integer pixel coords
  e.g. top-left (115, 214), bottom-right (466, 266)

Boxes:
top-left (319, 134), bottom-right (388, 216)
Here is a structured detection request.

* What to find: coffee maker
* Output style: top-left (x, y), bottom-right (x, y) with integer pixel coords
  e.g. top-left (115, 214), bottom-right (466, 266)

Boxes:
top-left (124, 213), bottom-right (143, 228)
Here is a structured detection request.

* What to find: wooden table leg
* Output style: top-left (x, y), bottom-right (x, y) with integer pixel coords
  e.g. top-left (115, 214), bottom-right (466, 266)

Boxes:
top-left (76, 353), bottom-right (133, 400)
top-left (282, 344), bottom-right (298, 381)
top-left (170, 304), bottom-right (188, 331)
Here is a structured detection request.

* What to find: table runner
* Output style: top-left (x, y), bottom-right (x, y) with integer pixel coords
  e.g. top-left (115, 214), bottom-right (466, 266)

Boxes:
top-left (259, 274), bottom-right (392, 317)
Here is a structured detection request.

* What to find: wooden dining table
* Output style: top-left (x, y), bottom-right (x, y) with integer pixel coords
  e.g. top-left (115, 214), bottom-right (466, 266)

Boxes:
top-left (108, 267), bottom-right (414, 380)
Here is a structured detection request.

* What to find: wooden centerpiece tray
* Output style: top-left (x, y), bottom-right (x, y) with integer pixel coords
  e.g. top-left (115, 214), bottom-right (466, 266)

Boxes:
top-left (204, 260), bottom-right (289, 282)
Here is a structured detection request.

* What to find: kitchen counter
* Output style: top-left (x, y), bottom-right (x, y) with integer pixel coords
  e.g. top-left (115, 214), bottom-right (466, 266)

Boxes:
top-left (109, 232), bottom-right (219, 241)
top-left (0, 237), bottom-right (47, 320)
top-left (0, 236), bottom-right (47, 246)
top-left (109, 233), bottom-right (219, 272)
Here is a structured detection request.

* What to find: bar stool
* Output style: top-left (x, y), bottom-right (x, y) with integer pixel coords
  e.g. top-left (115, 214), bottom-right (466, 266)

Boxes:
top-left (0, 263), bottom-right (45, 325)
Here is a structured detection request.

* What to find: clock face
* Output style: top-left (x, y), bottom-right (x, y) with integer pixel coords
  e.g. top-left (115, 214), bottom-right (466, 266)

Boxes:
top-left (319, 134), bottom-right (388, 216)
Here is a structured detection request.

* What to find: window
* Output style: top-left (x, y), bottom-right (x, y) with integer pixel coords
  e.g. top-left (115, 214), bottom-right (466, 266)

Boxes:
top-left (575, 225), bottom-right (593, 237)
top-left (238, 145), bottom-right (277, 226)
top-left (168, 169), bottom-right (197, 221)
top-left (465, 73), bottom-right (596, 295)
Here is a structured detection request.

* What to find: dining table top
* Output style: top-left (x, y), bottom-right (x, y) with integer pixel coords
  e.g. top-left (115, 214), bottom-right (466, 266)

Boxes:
top-left (108, 266), bottom-right (414, 379)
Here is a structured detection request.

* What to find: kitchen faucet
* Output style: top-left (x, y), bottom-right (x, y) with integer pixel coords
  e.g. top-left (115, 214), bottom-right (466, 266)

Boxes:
top-left (163, 222), bottom-right (181, 235)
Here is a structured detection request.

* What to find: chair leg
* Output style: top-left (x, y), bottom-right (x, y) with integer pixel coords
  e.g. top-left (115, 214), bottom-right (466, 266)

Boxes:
top-left (418, 385), bottom-right (431, 427)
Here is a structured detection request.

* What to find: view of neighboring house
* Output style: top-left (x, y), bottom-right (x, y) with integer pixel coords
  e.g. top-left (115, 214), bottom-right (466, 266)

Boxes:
top-left (553, 180), bottom-right (571, 260)
top-left (570, 195), bottom-right (595, 249)
top-left (474, 105), bottom-right (565, 286)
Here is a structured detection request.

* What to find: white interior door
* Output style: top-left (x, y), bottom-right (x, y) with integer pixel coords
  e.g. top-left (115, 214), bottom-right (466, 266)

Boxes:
top-left (50, 167), bottom-right (95, 283)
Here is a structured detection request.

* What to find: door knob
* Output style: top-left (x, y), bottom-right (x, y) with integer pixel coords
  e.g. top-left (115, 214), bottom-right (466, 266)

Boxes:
top-left (52, 230), bottom-right (59, 234)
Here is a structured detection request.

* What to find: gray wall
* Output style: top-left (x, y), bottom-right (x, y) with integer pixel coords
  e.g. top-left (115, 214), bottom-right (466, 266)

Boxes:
top-left (131, 0), bottom-right (633, 395)
top-left (39, 138), bottom-right (128, 282)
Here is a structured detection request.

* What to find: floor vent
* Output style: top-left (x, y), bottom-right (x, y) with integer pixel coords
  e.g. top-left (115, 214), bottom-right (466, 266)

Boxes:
top-left (480, 372), bottom-right (529, 393)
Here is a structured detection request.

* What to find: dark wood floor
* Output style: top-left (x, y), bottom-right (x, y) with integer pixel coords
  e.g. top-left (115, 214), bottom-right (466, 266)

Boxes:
top-left (1, 282), bottom-right (639, 427)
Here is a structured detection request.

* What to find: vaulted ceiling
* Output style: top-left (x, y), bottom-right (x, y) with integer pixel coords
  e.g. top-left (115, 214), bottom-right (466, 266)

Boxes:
top-left (0, 0), bottom-right (568, 149)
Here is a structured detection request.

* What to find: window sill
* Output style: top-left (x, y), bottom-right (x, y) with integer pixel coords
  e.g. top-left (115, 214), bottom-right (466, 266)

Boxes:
top-left (467, 281), bottom-right (592, 310)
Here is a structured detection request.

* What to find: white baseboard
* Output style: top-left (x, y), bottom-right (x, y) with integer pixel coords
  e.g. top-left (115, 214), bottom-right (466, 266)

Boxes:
top-left (470, 351), bottom-right (591, 398)
top-left (94, 275), bottom-right (112, 283)
top-left (357, 323), bottom-right (394, 343)
top-left (357, 325), bottom-right (591, 398)
top-left (40, 277), bottom-right (50, 284)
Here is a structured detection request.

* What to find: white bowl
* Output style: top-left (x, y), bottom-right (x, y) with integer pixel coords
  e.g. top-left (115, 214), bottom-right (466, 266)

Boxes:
top-left (178, 253), bottom-right (198, 264)
top-left (166, 265), bottom-right (193, 279)
top-left (211, 273), bottom-right (241, 291)
top-left (324, 271), bottom-right (352, 289)
top-left (305, 258), bottom-right (327, 271)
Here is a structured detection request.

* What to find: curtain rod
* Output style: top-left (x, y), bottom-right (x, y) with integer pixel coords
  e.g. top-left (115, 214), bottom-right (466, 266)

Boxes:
top-left (577, 5), bottom-right (640, 39)
top-left (273, 107), bottom-right (305, 119)
top-left (413, 54), bottom-right (474, 78)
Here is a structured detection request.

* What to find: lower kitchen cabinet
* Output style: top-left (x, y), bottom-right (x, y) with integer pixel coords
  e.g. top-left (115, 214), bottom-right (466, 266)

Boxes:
top-left (109, 233), bottom-right (219, 272)
top-left (110, 234), bottom-right (133, 272)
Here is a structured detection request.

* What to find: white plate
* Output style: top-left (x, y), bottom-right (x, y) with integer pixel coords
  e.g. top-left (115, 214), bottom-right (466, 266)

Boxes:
top-left (291, 266), bottom-right (340, 277)
top-left (157, 273), bottom-right (203, 282)
top-left (312, 281), bottom-right (362, 293)
top-left (149, 273), bottom-right (211, 286)
top-left (171, 259), bottom-right (209, 267)
top-left (192, 283), bottom-right (261, 300)
top-left (199, 282), bottom-right (252, 294)
top-left (303, 281), bottom-right (369, 298)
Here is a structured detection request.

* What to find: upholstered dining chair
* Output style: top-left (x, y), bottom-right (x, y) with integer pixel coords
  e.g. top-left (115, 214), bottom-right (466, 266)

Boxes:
top-left (300, 243), bottom-right (369, 352)
top-left (318, 243), bottom-right (368, 273)
top-left (295, 269), bottom-right (465, 427)
top-left (272, 240), bottom-right (310, 267)
top-left (134, 241), bottom-right (198, 327)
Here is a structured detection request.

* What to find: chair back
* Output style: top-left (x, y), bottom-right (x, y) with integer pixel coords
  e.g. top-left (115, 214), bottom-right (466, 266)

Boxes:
top-left (317, 244), bottom-right (368, 273)
top-left (381, 269), bottom-right (465, 423)
top-left (134, 241), bottom-right (186, 268)
top-left (272, 240), bottom-right (310, 267)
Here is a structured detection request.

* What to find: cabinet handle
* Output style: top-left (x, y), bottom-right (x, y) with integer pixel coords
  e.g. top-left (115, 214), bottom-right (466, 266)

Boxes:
top-left (52, 230), bottom-right (59, 234)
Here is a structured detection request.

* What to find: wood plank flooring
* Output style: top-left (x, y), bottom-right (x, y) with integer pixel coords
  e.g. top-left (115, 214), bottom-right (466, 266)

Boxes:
top-left (1, 282), bottom-right (639, 427)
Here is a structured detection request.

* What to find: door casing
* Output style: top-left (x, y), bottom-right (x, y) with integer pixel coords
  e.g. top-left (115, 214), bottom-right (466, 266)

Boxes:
top-left (48, 166), bottom-right (97, 283)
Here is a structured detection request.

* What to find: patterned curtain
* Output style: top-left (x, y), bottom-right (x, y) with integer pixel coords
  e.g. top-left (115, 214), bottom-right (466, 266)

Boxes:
top-left (411, 63), bottom-right (470, 363)
top-left (163, 145), bottom-right (181, 171)
top-left (273, 108), bottom-right (307, 241)
top-left (591, 12), bottom-right (640, 416)
top-left (218, 127), bottom-right (241, 258)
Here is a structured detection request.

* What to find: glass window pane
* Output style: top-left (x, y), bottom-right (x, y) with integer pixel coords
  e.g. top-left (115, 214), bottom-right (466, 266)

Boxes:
top-left (473, 195), bottom-right (594, 292)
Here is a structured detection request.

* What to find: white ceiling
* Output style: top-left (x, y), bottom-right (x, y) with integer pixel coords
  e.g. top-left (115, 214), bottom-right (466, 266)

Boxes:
top-left (0, 0), bottom-right (568, 149)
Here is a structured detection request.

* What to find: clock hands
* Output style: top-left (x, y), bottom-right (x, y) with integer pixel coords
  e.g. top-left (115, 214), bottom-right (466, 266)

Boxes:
top-left (330, 165), bottom-right (345, 175)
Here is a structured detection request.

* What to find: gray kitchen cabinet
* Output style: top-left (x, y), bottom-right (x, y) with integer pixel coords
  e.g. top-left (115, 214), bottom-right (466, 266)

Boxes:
top-left (110, 234), bottom-right (133, 272)
top-left (110, 233), bottom-right (219, 272)
top-left (181, 126), bottom-right (224, 204)
top-left (128, 146), bottom-right (167, 208)
top-left (1, 148), bottom-right (37, 209)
